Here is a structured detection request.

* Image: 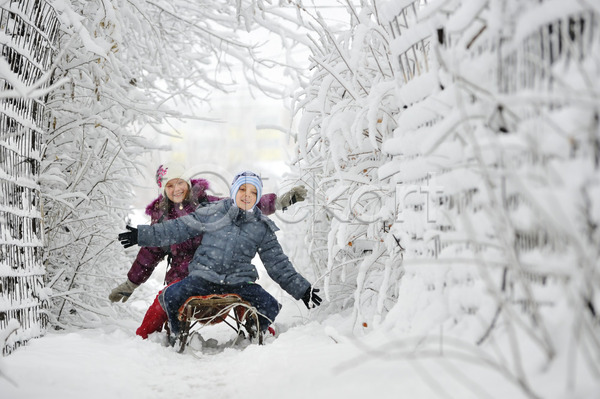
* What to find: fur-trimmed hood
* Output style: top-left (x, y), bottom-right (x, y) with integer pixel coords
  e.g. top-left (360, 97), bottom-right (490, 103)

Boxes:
top-left (145, 178), bottom-right (211, 222)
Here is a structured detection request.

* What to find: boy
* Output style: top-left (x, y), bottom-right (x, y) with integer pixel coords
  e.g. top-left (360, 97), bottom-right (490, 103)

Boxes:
top-left (118, 171), bottom-right (321, 339)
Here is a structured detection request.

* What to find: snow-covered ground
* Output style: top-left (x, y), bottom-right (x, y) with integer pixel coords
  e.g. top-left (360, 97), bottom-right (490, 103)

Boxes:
top-left (2, 257), bottom-right (599, 399)
top-left (2, 276), bottom-right (597, 399)
top-left (0, 311), bottom-right (530, 399)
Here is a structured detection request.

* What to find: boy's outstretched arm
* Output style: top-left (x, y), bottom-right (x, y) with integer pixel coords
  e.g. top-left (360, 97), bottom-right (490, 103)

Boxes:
top-left (257, 222), bottom-right (320, 307)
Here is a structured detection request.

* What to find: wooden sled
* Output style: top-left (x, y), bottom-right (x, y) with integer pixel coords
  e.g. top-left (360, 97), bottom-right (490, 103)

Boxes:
top-left (168, 293), bottom-right (264, 353)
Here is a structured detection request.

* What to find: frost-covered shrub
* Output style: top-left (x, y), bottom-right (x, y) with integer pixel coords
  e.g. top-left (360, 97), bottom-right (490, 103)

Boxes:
top-left (41, 0), bottom-right (281, 327)
top-left (285, 0), bottom-right (600, 396)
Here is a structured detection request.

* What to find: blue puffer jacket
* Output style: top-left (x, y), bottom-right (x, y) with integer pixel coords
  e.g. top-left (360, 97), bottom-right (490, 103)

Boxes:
top-left (137, 199), bottom-right (310, 300)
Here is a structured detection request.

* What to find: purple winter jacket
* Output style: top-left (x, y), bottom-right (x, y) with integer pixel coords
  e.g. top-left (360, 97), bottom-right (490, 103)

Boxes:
top-left (127, 178), bottom-right (277, 285)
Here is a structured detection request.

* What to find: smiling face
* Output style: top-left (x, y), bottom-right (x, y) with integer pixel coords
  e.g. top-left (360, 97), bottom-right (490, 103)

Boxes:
top-left (164, 178), bottom-right (189, 204)
top-left (235, 183), bottom-right (258, 210)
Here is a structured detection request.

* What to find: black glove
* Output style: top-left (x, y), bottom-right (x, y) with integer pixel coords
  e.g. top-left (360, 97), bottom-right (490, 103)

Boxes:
top-left (118, 225), bottom-right (138, 248)
top-left (301, 287), bottom-right (322, 309)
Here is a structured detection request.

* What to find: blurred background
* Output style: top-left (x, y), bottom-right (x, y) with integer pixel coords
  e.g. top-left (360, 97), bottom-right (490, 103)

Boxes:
top-left (132, 87), bottom-right (294, 213)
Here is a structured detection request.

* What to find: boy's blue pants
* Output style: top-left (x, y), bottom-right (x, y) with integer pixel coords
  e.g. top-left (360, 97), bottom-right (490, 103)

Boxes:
top-left (159, 274), bottom-right (281, 336)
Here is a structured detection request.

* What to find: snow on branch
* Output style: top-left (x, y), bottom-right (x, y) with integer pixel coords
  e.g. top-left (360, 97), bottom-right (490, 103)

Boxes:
top-left (281, 0), bottom-right (600, 397)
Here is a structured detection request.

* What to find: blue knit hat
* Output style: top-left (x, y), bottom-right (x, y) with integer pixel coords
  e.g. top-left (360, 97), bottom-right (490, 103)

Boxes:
top-left (230, 171), bottom-right (263, 210)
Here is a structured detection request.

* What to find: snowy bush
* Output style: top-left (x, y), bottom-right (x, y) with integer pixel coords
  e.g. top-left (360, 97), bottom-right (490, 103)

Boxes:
top-left (284, 0), bottom-right (600, 396)
top-left (40, 0), bottom-right (293, 327)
